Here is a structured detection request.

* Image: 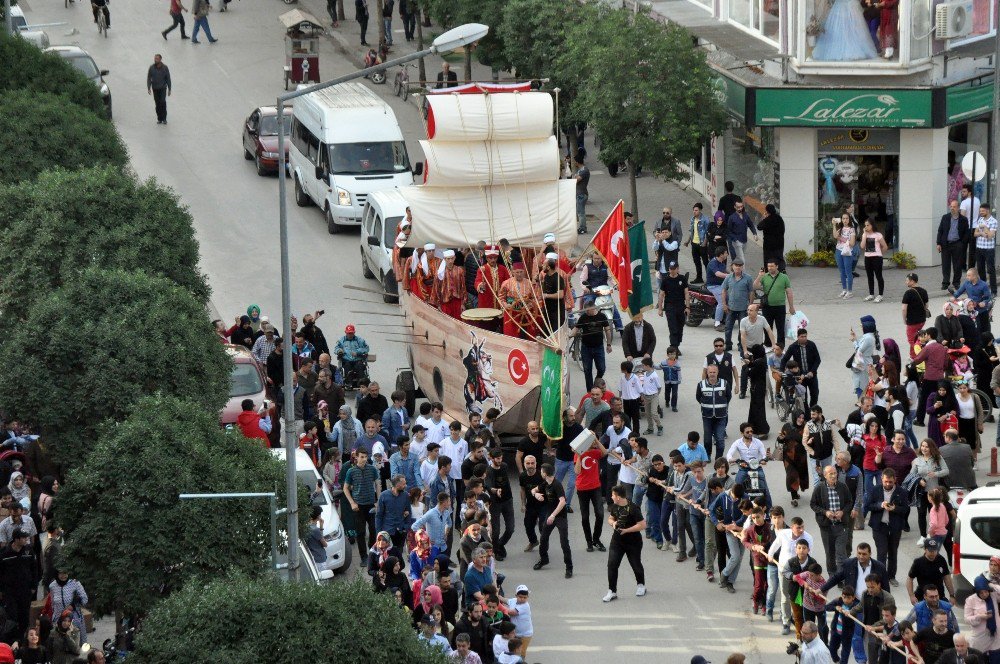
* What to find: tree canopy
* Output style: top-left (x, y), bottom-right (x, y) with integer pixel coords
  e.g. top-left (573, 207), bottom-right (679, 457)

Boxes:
top-left (56, 396), bottom-right (288, 618)
top-left (0, 268), bottom-right (230, 468)
top-left (0, 33), bottom-right (107, 118)
top-left (0, 90), bottom-right (127, 185)
top-left (130, 575), bottom-right (451, 664)
top-left (0, 166), bottom-right (209, 321)
top-left (562, 7), bottom-right (727, 214)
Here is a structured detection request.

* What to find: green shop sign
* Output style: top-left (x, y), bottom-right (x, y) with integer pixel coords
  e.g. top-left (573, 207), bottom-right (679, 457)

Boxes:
top-left (945, 80), bottom-right (995, 124)
top-left (753, 88), bottom-right (933, 128)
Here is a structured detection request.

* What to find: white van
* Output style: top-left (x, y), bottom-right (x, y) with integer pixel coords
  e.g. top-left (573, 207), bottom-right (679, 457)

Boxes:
top-left (360, 189), bottom-right (409, 304)
top-left (270, 448), bottom-right (351, 574)
top-left (952, 483), bottom-right (1000, 602)
top-left (288, 82), bottom-right (416, 234)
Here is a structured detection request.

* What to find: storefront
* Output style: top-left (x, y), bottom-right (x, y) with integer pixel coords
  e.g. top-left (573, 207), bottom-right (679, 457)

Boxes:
top-left (747, 83), bottom-right (994, 266)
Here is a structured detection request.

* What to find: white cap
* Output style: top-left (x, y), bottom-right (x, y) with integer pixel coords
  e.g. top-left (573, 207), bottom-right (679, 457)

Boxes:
top-left (545, 252), bottom-right (559, 261)
top-left (443, 249), bottom-right (456, 258)
top-left (424, 243), bottom-right (435, 251)
top-left (543, 232), bottom-right (556, 244)
top-left (515, 584), bottom-right (530, 594)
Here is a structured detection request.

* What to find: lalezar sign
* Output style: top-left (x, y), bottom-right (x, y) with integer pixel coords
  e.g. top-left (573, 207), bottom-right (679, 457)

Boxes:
top-left (753, 88), bottom-right (933, 128)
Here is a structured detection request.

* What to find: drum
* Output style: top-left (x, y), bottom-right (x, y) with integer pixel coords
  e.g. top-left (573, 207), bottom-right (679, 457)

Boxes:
top-left (461, 307), bottom-right (502, 331)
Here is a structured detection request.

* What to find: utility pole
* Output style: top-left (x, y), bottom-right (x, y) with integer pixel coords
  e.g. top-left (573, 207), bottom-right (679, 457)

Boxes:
top-left (5, 0), bottom-right (13, 37)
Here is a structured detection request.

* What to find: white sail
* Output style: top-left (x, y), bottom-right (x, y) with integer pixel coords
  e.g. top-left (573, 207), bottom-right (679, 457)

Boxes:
top-left (402, 91), bottom-right (571, 249)
top-left (420, 137), bottom-right (559, 187)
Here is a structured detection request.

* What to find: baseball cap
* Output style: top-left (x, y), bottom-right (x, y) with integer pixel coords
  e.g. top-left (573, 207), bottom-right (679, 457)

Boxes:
top-left (732, 258), bottom-right (744, 266)
top-left (906, 272), bottom-right (919, 282)
top-left (668, 261), bottom-right (679, 269)
top-left (924, 539), bottom-right (941, 550)
top-left (345, 324), bottom-right (356, 334)
top-left (691, 657), bottom-right (712, 664)
top-left (420, 614), bottom-right (437, 626)
top-left (411, 424), bottom-right (426, 433)
top-left (515, 584), bottom-right (530, 595)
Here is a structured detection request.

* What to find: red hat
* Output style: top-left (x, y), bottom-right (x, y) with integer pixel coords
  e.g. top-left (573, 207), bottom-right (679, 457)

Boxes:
top-left (345, 325), bottom-right (356, 334)
top-left (0, 644), bottom-right (13, 664)
top-left (512, 262), bottom-right (525, 270)
top-left (484, 244), bottom-right (500, 256)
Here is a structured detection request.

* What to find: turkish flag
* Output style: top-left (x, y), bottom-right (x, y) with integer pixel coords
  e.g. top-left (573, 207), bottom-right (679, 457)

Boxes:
top-left (591, 200), bottom-right (632, 310)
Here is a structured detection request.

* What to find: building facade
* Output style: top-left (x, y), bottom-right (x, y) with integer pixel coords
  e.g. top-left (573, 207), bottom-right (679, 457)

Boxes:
top-left (657, 0), bottom-right (997, 265)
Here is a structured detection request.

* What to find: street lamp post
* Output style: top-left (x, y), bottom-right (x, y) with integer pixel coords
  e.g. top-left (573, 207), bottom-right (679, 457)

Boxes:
top-left (274, 22), bottom-right (488, 576)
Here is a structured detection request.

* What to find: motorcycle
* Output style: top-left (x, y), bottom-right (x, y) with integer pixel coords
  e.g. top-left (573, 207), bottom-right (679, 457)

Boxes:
top-left (363, 42), bottom-right (389, 84)
top-left (735, 458), bottom-right (771, 509)
top-left (686, 281), bottom-right (717, 327)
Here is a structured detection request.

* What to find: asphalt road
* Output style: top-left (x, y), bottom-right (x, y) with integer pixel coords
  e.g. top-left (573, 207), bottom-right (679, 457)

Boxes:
top-left (20, 0), bottom-right (998, 661)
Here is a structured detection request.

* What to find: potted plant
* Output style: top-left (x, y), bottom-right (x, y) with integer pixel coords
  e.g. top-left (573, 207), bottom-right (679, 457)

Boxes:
top-left (890, 251), bottom-right (916, 270)
top-left (785, 249), bottom-right (808, 267)
top-left (809, 250), bottom-right (835, 267)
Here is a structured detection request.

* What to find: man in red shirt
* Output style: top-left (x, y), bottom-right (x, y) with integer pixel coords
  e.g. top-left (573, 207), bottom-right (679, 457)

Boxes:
top-left (162, 0), bottom-right (189, 39)
top-left (236, 398), bottom-right (272, 447)
top-left (574, 437), bottom-right (608, 552)
top-left (910, 328), bottom-right (949, 427)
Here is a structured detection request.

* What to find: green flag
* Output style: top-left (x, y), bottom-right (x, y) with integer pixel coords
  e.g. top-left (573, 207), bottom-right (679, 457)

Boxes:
top-left (628, 221), bottom-right (655, 316)
top-left (540, 346), bottom-right (563, 439)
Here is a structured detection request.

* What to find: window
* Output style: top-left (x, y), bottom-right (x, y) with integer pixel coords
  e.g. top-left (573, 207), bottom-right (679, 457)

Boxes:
top-left (727, 0), bottom-right (780, 43)
top-left (298, 470), bottom-right (328, 506)
top-left (384, 216), bottom-right (403, 247)
top-left (229, 363), bottom-right (263, 398)
top-left (328, 142), bottom-right (411, 175)
top-left (258, 114), bottom-right (291, 137)
top-left (373, 215), bottom-right (383, 247)
top-left (971, 516), bottom-right (1000, 548)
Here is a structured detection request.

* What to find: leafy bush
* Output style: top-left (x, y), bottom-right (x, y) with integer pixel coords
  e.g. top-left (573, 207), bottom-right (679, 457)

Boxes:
top-left (0, 268), bottom-right (229, 468)
top-left (0, 32), bottom-right (107, 117)
top-left (809, 250), bottom-right (835, 267)
top-left (0, 90), bottom-right (127, 184)
top-left (57, 396), bottom-right (289, 618)
top-left (130, 575), bottom-right (451, 664)
top-left (785, 249), bottom-right (808, 267)
top-left (891, 251), bottom-right (917, 270)
top-left (0, 166), bottom-right (209, 320)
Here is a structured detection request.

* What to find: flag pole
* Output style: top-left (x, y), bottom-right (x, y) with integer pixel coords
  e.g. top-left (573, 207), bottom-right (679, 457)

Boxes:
top-left (574, 199), bottom-right (626, 269)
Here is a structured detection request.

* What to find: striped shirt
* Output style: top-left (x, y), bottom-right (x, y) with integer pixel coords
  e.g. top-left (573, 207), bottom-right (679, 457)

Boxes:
top-left (974, 215), bottom-right (998, 249)
top-left (344, 463), bottom-right (379, 506)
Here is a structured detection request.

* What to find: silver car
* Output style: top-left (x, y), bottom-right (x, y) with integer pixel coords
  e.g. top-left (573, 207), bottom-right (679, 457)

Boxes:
top-left (44, 45), bottom-right (112, 119)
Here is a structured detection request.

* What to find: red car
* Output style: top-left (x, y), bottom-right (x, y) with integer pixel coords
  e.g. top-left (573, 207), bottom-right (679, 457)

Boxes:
top-left (242, 106), bottom-right (291, 176)
top-left (220, 344), bottom-right (268, 427)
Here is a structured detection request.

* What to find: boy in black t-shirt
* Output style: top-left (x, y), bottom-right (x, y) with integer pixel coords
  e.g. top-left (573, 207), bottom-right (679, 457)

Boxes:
top-left (603, 484), bottom-right (647, 602)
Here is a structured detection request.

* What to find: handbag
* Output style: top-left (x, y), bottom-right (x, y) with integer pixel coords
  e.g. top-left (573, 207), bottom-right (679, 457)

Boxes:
top-left (756, 272), bottom-right (778, 302)
top-left (909, 287), bottom-right (930, 318)
top-left (848, 349), bottom-right (864, 371)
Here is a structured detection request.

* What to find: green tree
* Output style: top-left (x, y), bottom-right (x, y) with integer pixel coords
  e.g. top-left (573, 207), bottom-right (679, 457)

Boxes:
top-left (426, 0), bottom-right (509, 79)
top-left (130, 575), bottom-right (451, 664)
top-left (0, 166), bottom-right (209, 321)
top-left (0, 33), bottom-right (107, 118)
top-left (563, 7), bottom-right (727, 215)
top-left (500, 0), bottom-right (595, 156)
top-left (0, 268), bottom-right (230, 468)
top-left (0, 90), bottom-right (127, 185)
top-left (56, 396), bottom-right (290, 619)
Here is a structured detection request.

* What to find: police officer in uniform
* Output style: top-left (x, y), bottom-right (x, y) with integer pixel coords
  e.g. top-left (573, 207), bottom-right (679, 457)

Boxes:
top-left (656, 261), bottom-right (690, 352)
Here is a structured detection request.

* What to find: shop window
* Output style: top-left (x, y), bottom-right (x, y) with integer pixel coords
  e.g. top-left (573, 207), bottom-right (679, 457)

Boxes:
top-left (803, 0), bottom-right (899, 62)
top-left (725, 125), bottom-right (777, 220)
top-left (727, 0), bottom-right (780, 44)
top-left (947, 119), bottom-right (992, 212)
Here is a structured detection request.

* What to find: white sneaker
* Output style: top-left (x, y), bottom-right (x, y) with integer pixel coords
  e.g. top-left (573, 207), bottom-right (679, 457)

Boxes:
top-left (844, 292), bottom-right (853, 299)
top-left (874, 295), bottom-right (883, 303)
top-left (839, 290), bottom-right (847, 298)
top-left (864, 294), bottom-right (875, 302)
top-left (884, 47), bottom-right (894, 58)
top-left (916, 536), bottom-right (926, 547)
top-left (602, 590), bottom-right (618, 602)
top-left (636, 584), bottom-right (647, 597)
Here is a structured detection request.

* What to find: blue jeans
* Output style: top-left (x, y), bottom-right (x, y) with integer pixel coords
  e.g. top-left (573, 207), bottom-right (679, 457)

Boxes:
top-left (554, 458), bottom-right (577, 508)
top-left (722, 530), bottom-right (744, 582)
top-left (851, 243), bottom-right (861, 271)
top-left (671, 502), bottom-right (685, 548)
top-left (576, 193), bottom-right (588, 231)
top-left (725, 309), bottom-right (746, 352)
top-left (851, 627), bottom-right (868, 662)
top-left (904, 411), bottom-right (918, 448)
top-left (728, 240), bottom-right (746, 264)
top-left (632, 484), bottom-right (646, 520)
top-left (766, 563), bottom-right (779, 611)
top-left (647, 497), bottom-right (663, 543)
top-left (862, 469), bottom-right (880, 506)
top-left (191, 16), bottom-right (215, 41)
top-left (808, 456), bottom-right (832, 490)
top-left (835, 251), bottom-right (853, 291)
top-left (702, 416), bottom-right (728, 459)
top-left (688, 512), bottom-right (705, 564)
top-left (580, 344), bottom-right (606, 393)
top-left (707, 284), bottom-right (724, 323)
top-left (383, 17), bottom-right (393, 44)
top-left (734, 469), bottom-right (772, 509)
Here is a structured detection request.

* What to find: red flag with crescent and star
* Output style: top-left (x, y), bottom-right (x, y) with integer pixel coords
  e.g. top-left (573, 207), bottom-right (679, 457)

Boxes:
top-left (591, 199), bottom-right (632, 310)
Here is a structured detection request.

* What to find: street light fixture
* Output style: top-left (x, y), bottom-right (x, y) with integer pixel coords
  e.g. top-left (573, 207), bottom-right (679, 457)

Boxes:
top-left (274, 22), bottom-right (488, 576)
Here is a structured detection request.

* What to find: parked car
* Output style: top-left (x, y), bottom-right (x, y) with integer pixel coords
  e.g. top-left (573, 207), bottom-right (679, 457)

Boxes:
top-left (271, 447), bottom-right (351, 574)
top-left (9, 6), bottom-right (49, 48)
top-left (44, 46), bottom-right (112, 119)
top-left (242, 106), bottom-right (290, 176)
top-left (953, 483), bottom-right (1000, 603)
top-left (220, 344), bottom-right (267, 427)
top-left (360, 189), bottom-right (407, 304)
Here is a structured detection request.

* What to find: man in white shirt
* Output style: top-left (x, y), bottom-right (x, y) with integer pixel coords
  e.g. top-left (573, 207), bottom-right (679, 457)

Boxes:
top-left (419, 442), bottom-right (441, 492)
top-left (767, 516), bottom-right (814, 634)
top-left (799, 621), bottom-right (834, 664)
top-left (959, 183), bottom-right (981, 222)
top-left (440, 421), bottom-right (469, 505)
top-left (599, 414), bottom-right (631, 505)
top-left (638, 359), bottom-right (662, 436)
top-left (973, 202), bottom-right (998, 292)
top-left (421, 402), bottom-right (451, 444)
top-left (408, 424), bottom-right (428, 462)
top-left (726, 422), bottom-right (770, 493)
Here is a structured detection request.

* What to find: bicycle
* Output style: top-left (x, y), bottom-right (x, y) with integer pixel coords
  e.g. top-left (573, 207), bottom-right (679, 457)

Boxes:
top-left (774, 377), bottom-right (806, 423)
top-left (95, 3), bottom-right (109, 37)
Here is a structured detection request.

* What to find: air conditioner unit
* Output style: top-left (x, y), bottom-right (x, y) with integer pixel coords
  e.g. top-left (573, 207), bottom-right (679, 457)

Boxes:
top-left (935, 0), bottom-right (975, 39)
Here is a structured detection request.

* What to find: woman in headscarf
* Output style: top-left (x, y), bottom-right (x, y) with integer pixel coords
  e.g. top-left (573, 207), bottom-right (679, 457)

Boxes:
top-left (7, 471), bottom-right (30, 510)
top-left (975, 332), bottom-right (999, 397)
top-left (408, 529), bottom-right (433, 582)
top-left (880, 338), bottom-right (901, 384)
top-left (776, 410), bottom-right (809, 507)
top-left (964, 574), bottom-right (1000, 655)
top-left (373, 555), bottom-right (412, 605)
top-left (246, 304), bottom-right (262, 333)
top-left (957, 298), bottom-right (983, 353)
top-left (412, 583), bottom-right (442, 628)
top-left (230, 315), bottom-right (255, 349)
top-left (366, 531), bottom-right (402, 578)
top-left (935, 301), bottom-right (963, 349)
top-left (708, 211), bottom-right (729, 257)
top-left (746, 344), bottom-right (770, 437)
top-left (47, 610), bottom-right (81, 664)
top-left (849, 315), bottom-right (880, 398)
top-left (47, 570), bottom-right (88, 646)
top-left (925, 380), bottom-right (958, 448)
top-left (756, 203), bottom-right (786, 271)
top-left (329, 405), bottom-right (363, 460)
